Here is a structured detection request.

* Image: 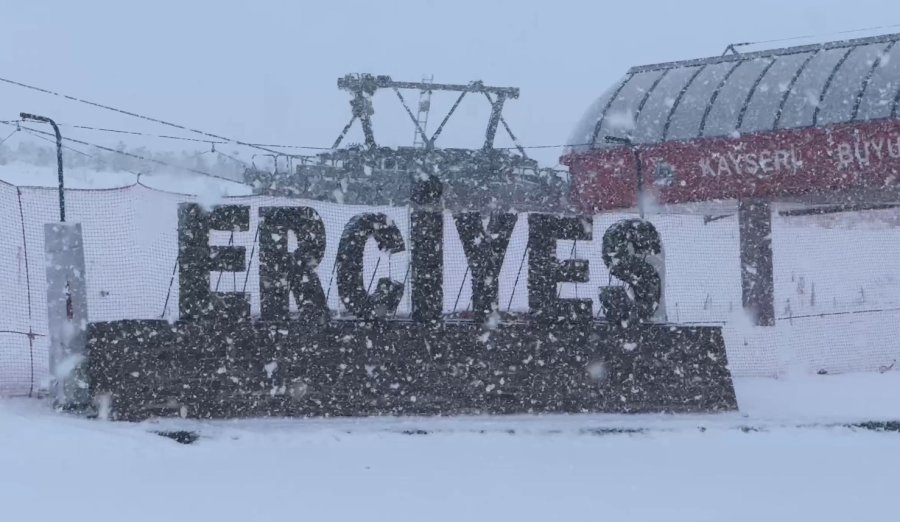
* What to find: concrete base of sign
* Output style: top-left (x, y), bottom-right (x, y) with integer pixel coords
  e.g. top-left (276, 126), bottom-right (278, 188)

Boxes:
top-left (87, 318), bottom-right (737, 421)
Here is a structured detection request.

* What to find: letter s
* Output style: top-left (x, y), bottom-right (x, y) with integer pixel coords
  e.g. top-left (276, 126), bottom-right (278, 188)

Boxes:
top-left (599, 219), bottom-right (663, 325)
top-left (745, 153), bottom-right (759, 175)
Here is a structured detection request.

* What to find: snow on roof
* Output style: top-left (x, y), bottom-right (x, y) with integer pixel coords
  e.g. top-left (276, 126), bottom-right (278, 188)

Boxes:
top-left (568, 32), bottom-right (900, 152)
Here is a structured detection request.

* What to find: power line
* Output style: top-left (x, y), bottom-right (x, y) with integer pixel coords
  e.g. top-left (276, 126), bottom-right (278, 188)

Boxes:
top-left (61, 124), bottom-right (340, 150)
top-left (6, 117), bottom-right (583, 182)
top-left (67, 123), bottom-right (589, 151)
top-left (0, 68), bottom-right (591, 153)
top-left (1, 120), bottom-right (95, 157)
top-left (56, 121), bottom-right (331, 150)
top-left (0, 74), bottom-right (292, 157)
top-left (0, 330), bottom-right (45, 337)
top-left (501, 142), bottom-right (590, 150)
top-left (0, 128), bottom-right (20, 147)
top-left (0, 70), bottom-right (590, 153)
top-left (0, 69), bottom-right (596, 151)
top-left (0, 74), bottom-right (599, 154)
top-left (2, 121), bottom-right (239, 182)
top-left (21, 128), bottom-right (94, 158)
top-left (66, 124), bottom-right (225, 145)
top-left (777, 306), bottom-right (900, 321)
top-left (244, 140), bottom-right (590, 151)
top-left (730, 23), bottom-right (900, 51)
top-left (242, 142), bottom-right (337, 151)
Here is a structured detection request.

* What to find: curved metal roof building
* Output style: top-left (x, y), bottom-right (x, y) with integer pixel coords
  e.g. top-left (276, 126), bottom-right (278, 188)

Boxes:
top-left (568, 32), bottom-right (900, 152)
top-left (563, 33), bottom-right (900, 212)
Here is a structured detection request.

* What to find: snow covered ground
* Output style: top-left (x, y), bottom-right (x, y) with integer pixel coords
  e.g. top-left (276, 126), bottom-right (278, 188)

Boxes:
top-left (2, 374), bottom-right (900, 522)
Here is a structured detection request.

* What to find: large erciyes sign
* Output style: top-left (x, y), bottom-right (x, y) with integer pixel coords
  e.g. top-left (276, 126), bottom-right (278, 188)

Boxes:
top-left (564, 118), bottom-right (900, 212)
top-left (86, 177), bottom-right (737, 420)
top-left (177, 199), bottom-right (662, 325)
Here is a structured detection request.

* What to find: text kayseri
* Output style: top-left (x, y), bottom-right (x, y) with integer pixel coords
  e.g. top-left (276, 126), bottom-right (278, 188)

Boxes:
top-left (698, 147), bottom-right (803, 177)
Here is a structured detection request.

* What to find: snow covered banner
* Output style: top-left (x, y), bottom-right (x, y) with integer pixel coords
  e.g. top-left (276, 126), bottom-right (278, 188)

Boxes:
top-left (84, 177), bottom-right (737, 420)
top-left (565, 118), bottom-right (900, 212)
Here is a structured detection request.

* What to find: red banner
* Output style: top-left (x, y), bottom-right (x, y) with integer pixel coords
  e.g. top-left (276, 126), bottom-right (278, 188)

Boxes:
top-left (563, 118), bottom-right (900, 213)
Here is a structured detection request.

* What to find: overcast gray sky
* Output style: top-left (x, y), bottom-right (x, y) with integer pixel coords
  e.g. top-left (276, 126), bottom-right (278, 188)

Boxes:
top-left (1, 0), bottom-right (899, 170)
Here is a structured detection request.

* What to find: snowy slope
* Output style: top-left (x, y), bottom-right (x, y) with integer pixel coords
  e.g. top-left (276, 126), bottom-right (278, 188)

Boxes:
top-left (2, 374), bottom-right (900, 522)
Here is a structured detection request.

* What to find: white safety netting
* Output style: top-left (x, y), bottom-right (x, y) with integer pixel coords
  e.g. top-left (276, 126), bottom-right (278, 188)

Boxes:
top-left (2, 179), bottom-right (899, 396)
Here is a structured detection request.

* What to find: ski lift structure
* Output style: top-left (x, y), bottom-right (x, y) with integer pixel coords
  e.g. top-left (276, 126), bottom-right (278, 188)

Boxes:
top-left (243, 74), bottom-right (567, 211)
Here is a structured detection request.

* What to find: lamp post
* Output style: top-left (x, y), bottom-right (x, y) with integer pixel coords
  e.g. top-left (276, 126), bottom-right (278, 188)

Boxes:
top-left (605, 135), bottom-right (644, 219)
top-left (19, 113), bottom-right (87, 410)
top-left (20, 113), bottom-right (65, 222)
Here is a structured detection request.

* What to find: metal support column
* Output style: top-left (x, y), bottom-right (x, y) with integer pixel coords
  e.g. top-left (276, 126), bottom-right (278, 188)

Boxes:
top-left (738, 198), bottom-right (775, 326)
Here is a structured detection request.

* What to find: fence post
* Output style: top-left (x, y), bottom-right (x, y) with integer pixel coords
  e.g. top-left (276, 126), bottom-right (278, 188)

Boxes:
top-left (649, 241), bottom-right (667, 323)
top-left (44, 222), bottom-right (90, 410)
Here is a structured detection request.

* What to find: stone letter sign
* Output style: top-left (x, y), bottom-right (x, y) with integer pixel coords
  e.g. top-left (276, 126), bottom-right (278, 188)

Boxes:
top-left (87, 179), bottom-right (737, 420)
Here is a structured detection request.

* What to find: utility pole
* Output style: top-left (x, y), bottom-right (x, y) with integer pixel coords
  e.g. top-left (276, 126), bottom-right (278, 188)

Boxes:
top-left (20, 113), bottom-right (65, 222)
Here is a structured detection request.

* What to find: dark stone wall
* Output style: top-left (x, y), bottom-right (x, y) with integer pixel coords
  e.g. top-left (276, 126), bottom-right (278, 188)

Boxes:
top-left (87, 318), bottom-right (737, 421)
